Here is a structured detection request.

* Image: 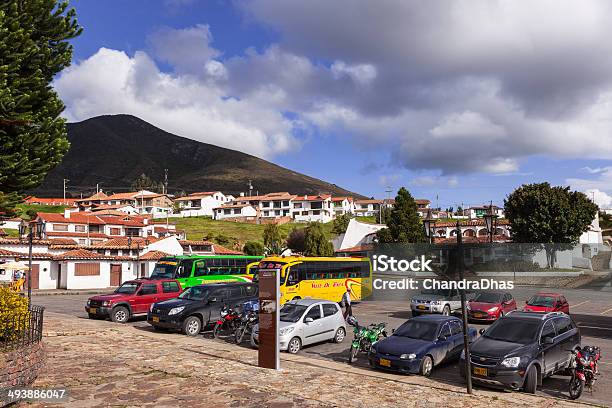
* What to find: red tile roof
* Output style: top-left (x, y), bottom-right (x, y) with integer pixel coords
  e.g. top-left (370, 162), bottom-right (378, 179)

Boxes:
top-left (77, 191), bottom-right (109, 202)
top-left (45, 232), bottom-right (109, 239)
top-left (214, 203), bottom-right (252, 210)
top-left (140, 250), bottom-right (171, 260)
top-left (55, 249), bottom-right (115, 260)
top-left (355, 199), bottom-right (383, 204)
top-left (434, 219), bottom-right (509, 228)
top-left (24, 196), bottom-right (79, 205)
top-left (433, 235), bottom-right (511, 244)
top-left (0, 249), bottom-right (22, 257)
top-left (331, 197), bottom-right (354, 202)
top-left (293, 194), bottom-right (332, 201)
top-left (87, 237), bottom-right (158, 249)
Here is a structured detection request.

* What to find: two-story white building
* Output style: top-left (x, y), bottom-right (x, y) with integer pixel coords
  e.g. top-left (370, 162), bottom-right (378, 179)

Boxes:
top-left (354, 199), bottom-right (383, 217)
top-left (292, 194), bottom-right (333, 223)
top-left (213, 203), bottom-right (258, 220)
top-left (175, 191), bottom-right (232, 217)
top-left (331, 197), bottom-right (355, 216)
top-left (466, 205), bottom-right (505, 219)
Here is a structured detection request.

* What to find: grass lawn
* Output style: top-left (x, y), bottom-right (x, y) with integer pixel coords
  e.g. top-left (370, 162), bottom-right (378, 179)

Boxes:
top-left (174, 216), bottom-right (335, 245)
top-left (15, 203), bottom-right (67, 219)
top-left (1, 228), bottom-right (20, 238)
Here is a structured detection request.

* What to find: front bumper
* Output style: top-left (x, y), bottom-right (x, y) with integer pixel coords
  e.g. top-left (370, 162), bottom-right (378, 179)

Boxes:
top-left (411, 303), bottom-right (444, 314)
top-left (85, 306), bottom-right (111, 317)
top-left (368, 352), bottom-right (421, 374)
top-left (147, 312), bottom-right (183, 329)
top-left (467, 311), bottom-right (499, 321)
top-left (460, 357), bottom-right (526, 390)
top-left (250, 332), bottom-right (291, 351)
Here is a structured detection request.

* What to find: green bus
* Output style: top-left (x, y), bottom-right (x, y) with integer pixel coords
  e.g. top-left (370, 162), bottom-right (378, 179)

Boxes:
top-left (149, 255), bottom-right (263, 288)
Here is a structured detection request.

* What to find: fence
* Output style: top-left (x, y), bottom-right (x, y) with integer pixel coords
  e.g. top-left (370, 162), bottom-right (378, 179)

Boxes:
top-left (0, 305), bottom-right (45, 352)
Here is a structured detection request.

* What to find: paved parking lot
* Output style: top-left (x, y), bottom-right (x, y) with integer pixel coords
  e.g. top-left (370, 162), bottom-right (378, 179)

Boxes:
top-left (33, 285), bottom-right (612, 406)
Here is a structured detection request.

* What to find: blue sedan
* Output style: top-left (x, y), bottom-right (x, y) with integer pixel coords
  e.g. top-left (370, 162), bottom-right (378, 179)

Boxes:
top-left (368, 315), bottom-right (477, 376)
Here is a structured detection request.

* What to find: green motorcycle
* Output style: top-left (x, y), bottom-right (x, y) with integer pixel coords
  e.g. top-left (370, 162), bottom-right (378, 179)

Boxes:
top-left (346, 316), bottom-right (387, 364)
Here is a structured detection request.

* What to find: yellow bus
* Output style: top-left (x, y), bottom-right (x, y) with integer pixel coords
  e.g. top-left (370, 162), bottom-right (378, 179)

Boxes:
top-left (258, 256), bottom-right (372, 304)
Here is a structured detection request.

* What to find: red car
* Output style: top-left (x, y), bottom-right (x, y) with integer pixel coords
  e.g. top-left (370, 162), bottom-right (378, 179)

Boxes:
top-left (467, 291), bottom-right (516, 321)
top-left (523, 292), bottom-right (570, 314)
top-left (85, 279), bottom-right (182, 323)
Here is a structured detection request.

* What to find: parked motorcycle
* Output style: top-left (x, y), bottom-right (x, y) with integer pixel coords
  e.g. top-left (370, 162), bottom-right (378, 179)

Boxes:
top-left (235, 310), bottom-right (259, 344)
top-left (346, 316), bottom-right (387, 363)
top-left (569, 345), bottom-right (601, 400)
top-left (213, 306), bottom-right (240, 340)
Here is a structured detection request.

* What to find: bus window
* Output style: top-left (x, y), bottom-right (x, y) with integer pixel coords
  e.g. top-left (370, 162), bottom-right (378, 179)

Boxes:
top-left (194, 260), bottom-right (208, 277)
top-left (177, 260), bottom-right (194, 279)
top-left (286, 268), bottom-right (300, 286)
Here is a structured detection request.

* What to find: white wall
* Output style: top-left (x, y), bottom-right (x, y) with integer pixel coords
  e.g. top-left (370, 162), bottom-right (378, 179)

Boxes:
top-left (65, 261), bottom-right (112, 290)
top-left (146, 236), bottom-right (184, 255)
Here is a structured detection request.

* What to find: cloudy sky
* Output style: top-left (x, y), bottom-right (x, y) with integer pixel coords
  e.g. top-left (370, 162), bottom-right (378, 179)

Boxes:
top-left (56, 0), bottom-right (612, 208)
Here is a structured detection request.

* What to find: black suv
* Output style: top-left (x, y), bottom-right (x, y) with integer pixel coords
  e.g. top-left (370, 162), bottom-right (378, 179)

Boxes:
top-left (460, 311), bottom-right (580, 393)
top-left (147, 282), bottom-right (258, 336)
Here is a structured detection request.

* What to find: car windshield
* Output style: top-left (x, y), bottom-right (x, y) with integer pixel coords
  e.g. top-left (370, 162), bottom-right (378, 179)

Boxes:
top-left (393, 320), bottom-right (439, 341)
top-left (483, 319), bottom-right (540, 344)
top-left (280, 304), bottom-right (308, 323)
top-left (473, 292), bottom-right (503, 303)
top-left (527, 295), bottom-right (555, 307)
top-left (115, 282), bottom-right (139, 294)
top-left (420, 288), bottom-right (451, 297)
top-left (178, 286), bottom-right (210, 301)
top-left (150, 260), bottom-right (179, 279)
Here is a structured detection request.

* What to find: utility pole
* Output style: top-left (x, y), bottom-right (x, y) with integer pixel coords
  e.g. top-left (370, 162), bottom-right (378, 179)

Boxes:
top-left (63, 179), bottom-right (69, 203)
top-left (247, 180), bottom-right (253, 197)
top-left (96, 183), bottom-right (99, 194)
top-left (383, 186), bottom-right (392, 224)
top-left (163, 168), bottom-right (168, 195)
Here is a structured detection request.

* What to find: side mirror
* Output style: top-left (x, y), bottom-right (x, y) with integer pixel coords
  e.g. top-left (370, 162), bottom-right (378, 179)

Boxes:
top-left (479, 328), bottom-right (486, 335)
top-left (304, 317), bottom-right (314, 323)
top-left (438, 335), bottom-right (447, 342)
top-left (209, 297), bottom-right (218, 303)
top-left (543, 336), bottom-right (554, 345)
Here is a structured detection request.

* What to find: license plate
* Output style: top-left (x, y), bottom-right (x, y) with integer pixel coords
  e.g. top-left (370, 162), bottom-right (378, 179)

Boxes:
top-left (474, 313), bottom-right (483, 318)
top-left (417, 305), bottom-right (426, 310)
top-left (152, 316), bottom-right (160, 323)
top-left (379, 358), bottom-right (391, 367)
top-left (89, 308), bottom-right (97, 314)
top-left (473, 366), bottom-right (488, 376)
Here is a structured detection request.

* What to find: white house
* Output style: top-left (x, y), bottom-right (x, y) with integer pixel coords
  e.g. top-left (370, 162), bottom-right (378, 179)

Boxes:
top-left (579, 213), bottom-right (603, 245)
top-left (466, 205), bottom-right (505, 219)
top-left (176, 191), bottom-right (230, 217)
top-left (292, 194), bottom-right (334, 223)
top-left (331, 197), bottom-right (355, 216)
top-left (213, 203), bottom-right (258, 220)
top-left (354, 199), bottom-right (383, 217)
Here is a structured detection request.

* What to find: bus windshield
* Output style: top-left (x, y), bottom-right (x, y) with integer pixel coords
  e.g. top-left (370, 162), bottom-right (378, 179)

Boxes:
top-left (150, 260), bottom-right (179, 279)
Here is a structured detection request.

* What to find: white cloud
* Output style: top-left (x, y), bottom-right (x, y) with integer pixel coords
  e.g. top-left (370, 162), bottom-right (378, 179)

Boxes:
top-left (586, 189), bottom-right (612, 208)
top-left (54, 48), bottom-right (298, 158)
top-left (567, 167), bottom-right (612, 208)
top-left (409, 175), bottom-right (459, 188)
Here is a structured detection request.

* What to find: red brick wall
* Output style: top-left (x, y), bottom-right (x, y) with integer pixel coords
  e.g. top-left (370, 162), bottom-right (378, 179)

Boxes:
top-left (0, 341), bottom-right (45, 392)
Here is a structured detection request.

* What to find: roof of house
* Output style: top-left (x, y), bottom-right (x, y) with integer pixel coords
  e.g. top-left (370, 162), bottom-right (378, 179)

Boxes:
top-left (211, 244), bottom-right (243, 255)
top-left (87, 237), bottom-right (158, 249)
top-left (24, 196), bottom-right (79, 206)
top-left (434, 219), bottom-right (510, 228)
top-left (55, 249), bottom-right (115, 260)
top-left (175, 191), bottom-right (220, 201)
top-left (37, 212), bottom-right (145, 227)
top-left (433, 235), bottom-right (511, 244)
top-left (77, 191), bottom-right (109, 202)
top-left (0, 249), bottom-right (22, 257)
top-left (179, 240), bottom-right (214, 247)
top-left (214, 203), bottom-right (252, 210)
top-left (415, 199), bottom-right (430, 205)
top-left (293, 194), bottom-right (332, 201)
top-left (140, 250), bottom-right (171, 261)
top-left (355, 199), bottom-right (383, 204)
top-left (331, 196), bottom-right (354, 202)
top-left (45, 231), bottom-right (109, 239)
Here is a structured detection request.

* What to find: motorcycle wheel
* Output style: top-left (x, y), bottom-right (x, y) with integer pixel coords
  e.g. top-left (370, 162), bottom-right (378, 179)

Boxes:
top-left (348, 345), bottom-right (359, 364)
top-left (569, 376), bottom-right (584, 400)
top-left (213, 322), bottom-right (227, 339)
top-left (235, 325), bottom-right (246, 344)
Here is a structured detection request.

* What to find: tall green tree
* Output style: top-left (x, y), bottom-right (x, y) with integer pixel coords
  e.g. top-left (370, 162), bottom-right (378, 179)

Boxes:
top-left (131, 173), bottom-right (163, 192)
top-left (262, 223), bottom-right (284, 255)
top-left (304, 222), bottom-right (334, 256)
top-left (378, 187), bottom-right (426, 243)
top-left (505, 183), bottom-right (598, 266)
top-left (0, 1), bottom-right (82, 216)
top-left (331, 213), bottom-right (352, 235)
top-left (286, 227), bottom-right (306, 253)
top-left (243, 241), bottom-right (264, 256)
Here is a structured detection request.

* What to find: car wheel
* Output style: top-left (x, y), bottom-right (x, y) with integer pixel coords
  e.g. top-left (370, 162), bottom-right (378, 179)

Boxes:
top-left (111, 306), bottom-right (129, 323)
top-left (524, 365), bottom-right (537, 394)
top-left (333, 327), bottom-right (346, 343)
top-left (287, 337), bottom-right (301, 354)
top-left (442, 305), bottom-right (451, 316)
top-left (420, 355), bottom-right (434, 377)
top-left (183, 316), bottom-right (202, 337)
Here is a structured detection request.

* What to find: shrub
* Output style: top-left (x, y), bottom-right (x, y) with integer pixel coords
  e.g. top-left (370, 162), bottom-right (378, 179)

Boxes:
top-left (243, 241), bottom-right (264, 256)
top-left (0, 286), bottom-right (30, 344)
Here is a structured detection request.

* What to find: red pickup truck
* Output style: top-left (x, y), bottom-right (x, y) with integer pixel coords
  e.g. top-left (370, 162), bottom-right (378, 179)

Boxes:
top-left (85, 279), bottom-right (183, 323)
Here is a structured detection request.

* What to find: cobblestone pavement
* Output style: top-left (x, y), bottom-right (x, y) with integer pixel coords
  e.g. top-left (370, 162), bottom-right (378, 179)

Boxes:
top-left (25, 312), bottom-right (590, 408)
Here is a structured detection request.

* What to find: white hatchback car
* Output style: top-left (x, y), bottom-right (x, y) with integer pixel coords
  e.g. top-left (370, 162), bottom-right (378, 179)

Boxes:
top-left (251, 298), bottom-right (347, 353)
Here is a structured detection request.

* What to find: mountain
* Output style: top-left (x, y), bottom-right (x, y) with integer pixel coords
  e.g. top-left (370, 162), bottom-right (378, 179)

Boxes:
top-left (32, 114), bottom-right (364, 198)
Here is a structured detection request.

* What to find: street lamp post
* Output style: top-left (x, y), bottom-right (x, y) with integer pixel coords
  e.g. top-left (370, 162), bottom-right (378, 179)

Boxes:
top-left (483, 200), bottom-right (498, 243)
top-left (19, 218), bottom-right (44, 305)
top-left (422, 209), bottom-right (436, 244)
top-left (455, 220), bottom-right (473, 394)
